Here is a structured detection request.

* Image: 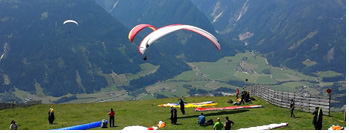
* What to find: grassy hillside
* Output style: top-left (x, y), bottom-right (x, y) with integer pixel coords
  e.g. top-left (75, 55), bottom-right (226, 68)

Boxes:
top-left (0, 96), bottom-right (345, 130)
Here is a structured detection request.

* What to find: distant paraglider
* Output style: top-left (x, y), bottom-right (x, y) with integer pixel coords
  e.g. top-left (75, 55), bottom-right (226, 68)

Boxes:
top-left (63, 20), bottom-right (78, 33)
top-left (138, 24), bottom-right (220, 59)
top-left (63, 20), bottom-right (78, 26)
top-left (128, 24), bottom-right (156, 42)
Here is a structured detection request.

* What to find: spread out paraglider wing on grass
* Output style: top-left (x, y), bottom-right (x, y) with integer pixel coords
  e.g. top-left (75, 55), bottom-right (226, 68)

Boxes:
top-left (194, 105), bottom-right (263, 111)
top-left (158, 101), bottom-right (217, 108)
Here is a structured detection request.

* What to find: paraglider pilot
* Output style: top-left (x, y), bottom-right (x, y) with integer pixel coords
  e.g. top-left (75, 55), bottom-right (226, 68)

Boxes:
top-left (170, 106), bottom-right (177, 124)
top-left (108, 108), bottom-right (115, 127)
top-left (48, 108), bottom-right (55, 124)
top-left (236, 88), bottom-right (239, 99)
top-left (9, 120), bottom-right (18, 130)
top-left (312, 107), bottom-right (323, 130)
top-left (290, 99), bottom-right (296, 118)
top-left (142, 55), bottom-right (147, 60)
top-left (178, 98), bottom-right (186, 115)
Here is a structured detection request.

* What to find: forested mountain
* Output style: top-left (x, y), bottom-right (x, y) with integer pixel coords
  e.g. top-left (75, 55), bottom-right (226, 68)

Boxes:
top-left (0, 0), bottom-right (137, 96)
top-left (0, 0), bottom-right (189, 97)
top-left (0, 0), bottom-right (345, 103)
top-left (192, 0), bottom-right (346, 75)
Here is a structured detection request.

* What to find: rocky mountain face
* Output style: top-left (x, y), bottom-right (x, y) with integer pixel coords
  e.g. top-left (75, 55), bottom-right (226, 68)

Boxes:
top-left (192, 0), bottom-right (346, 75)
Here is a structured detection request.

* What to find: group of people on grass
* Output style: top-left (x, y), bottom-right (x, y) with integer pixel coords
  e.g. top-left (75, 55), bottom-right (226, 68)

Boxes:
top-left (9, 107), bottom-right (54, 130)
top-left (170, 98), bottom-right (186, 125)
top-left (236, 88), bottom-right (324, 130)
top-left (198, 113), bottom-right (235, 130)
top-left (106, 97), bottom-right (323, 130)
top-left (109, 96), bottom-right (323, 130)
top-left (289, 98), bottom-right (323, 130)
top-left (101, 108), bottom-right (116, 128)
top-left (235, 88), bottom-right (251, 105)
top-left (169, 98), bottom-right (236, 130)
top-left (8, 93), bottom-right (324, 130)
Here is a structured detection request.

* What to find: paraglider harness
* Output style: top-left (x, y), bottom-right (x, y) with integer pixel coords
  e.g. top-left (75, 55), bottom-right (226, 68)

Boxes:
top-left (178, 99), bottom-right (186, 115)
top-left (48, 108), bottom-right (55, 124)
top-left (101, 119), bottom-right (108, 128)
top-left (205, 119), bottom-right (214, 126)
top-left (316, 107), bottom-right (322, 122)
top-left (143, 55), bottom-right (147, 60)
top-left (313, 107), bottom-right (323, 130)
top-left (142, 45), bottom-right (150, 60)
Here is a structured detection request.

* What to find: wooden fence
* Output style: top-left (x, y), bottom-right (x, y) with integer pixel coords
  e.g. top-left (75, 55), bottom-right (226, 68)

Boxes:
top-left (245, 85), bottom-right (330, 115)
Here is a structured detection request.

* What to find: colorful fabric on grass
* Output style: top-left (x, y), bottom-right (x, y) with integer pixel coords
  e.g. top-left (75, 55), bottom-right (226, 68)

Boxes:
top-left (238, 123), bottom-right (288, 130)
top-left (53, 121), bottom-right (105, 130)
top-left (194, 105), bottom-right (263, 111)
top-left (122, 126), bottom-right (159, 130)
top-left (158, 101), bottom-right (217, 108)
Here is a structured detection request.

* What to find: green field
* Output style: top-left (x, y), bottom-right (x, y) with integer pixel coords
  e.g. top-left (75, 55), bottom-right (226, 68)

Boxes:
top-left (126, 63), bottom-right (159, 81)
top-left (269, 82), bottom-right (315, 92)
top-left (270, 67), bottom-right (316, 82)
top-left (244, 54), bottom-right (270, 73)
top-left (302, 59), bottom-right (317, 67)
top-left (0, 96), bottom-right (345, 130)
top-left (171, 71), bottom-right (209, 81)
top-left (314, 71), bottom-right (343, 78)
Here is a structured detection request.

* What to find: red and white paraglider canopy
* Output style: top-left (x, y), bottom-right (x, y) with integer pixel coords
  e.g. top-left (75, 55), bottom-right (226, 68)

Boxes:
top-left (138, 24), bottom-right (221, 55)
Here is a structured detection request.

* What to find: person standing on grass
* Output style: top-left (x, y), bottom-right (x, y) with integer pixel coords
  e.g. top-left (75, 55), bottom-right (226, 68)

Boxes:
top-left (224, 116), bottom-right (234, 130)
top-left (236, 88), bottom-right (239, 99)
top-left (178, 98), bottom-right (186, 115)
top-left (213, 117), bottom-right (223, 130)
top-left (312, 107), bottom-right (323, 130)
top-left (48, 108), bottom-right (55, 124)
top-left (108, 108), bottom-right (115, 127)
top-left (239, 91), bottom-right (246, 105)
top-left (290, 99), bottom-right (296, 118)
top-left (170, 106), bottom-right (177, 124)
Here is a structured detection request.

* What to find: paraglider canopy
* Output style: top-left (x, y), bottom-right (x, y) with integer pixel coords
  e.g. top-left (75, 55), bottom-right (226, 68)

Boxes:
top-left (63, 20), bottom-right (78, 26)
top-left (138, 24), bottom-right (220, 56)
top-left (128, 24), bottom-right (156, 42)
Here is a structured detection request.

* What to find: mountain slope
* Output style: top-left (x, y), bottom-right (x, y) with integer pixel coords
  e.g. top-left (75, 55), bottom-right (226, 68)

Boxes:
top-left (0, 0), bottom-right (144, 97)
top-left (192, 0), bottom-right (346, 75)
top-left (0, 0), bottom-right (192, 99)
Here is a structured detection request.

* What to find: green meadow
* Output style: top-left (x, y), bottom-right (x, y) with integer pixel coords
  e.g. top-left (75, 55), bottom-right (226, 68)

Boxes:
top-left (0, 96), bottom-right (345, 130)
